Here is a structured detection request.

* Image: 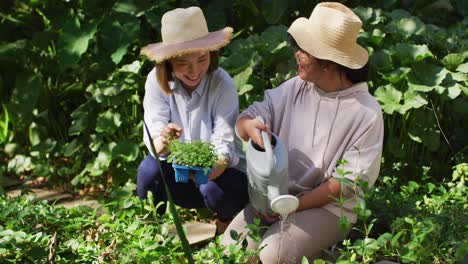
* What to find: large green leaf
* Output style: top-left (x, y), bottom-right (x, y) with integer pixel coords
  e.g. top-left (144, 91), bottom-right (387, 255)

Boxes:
top-left (353, 6), bottom-right (374, 23)
top-left (88, 142), bottom-right (116, 177)
top-left (9, 73), bottom-right (41, 129)
top-left (239, 84), bottom-right (254, 95)
top-left (58, 16), bottom-right (97, 71)
top-left (442, 53), bottom-right (466, 71)
top-left (62, 139), bottom-right (81, 157)
top-left (388, 9), bottom-right (412, 21)
top-left (446, 71), bottom-right (468, 83)
top-left (109, 165), bottom-right (134, 186)
top-left (392, 44), bottom-right (434, 65)
top-left (370, 28), bottom-right (386, 46)
top-left (353, 7), bottom-right (384, 26)
top-left (407, 82), bottom-right (436, 93)
top-left (233, 65), bottom-right (253, 95)
top-left (408, 110), bottom-right (440, 151)
top-left (382, 67), bottom-right (411, 84)
top-left (387, 16), bottom-right (426, 38)
top-left (374, 84), bottom-right (402, 114)
top-left (262, 0), bottom-right (288, 24)
top-left (261, 26), bottom-right (289, 56)
top-left (446, 83), bottom-right (462, 99)
top-left (96, 110), bottom-right (122, 134)
top-left (86, 81), bottom-right (127, 104)
top-left (370, 50), bottom-right (393, 71)
top-left (69, 101), bottom-right (97, 136)
top-left (408, 62), bottom-right (449, 91)
top-left (402, 88), bottom-right (428, 111)
top-left (456, 62), bottom-right (468, 73)
top-left (89, 134), bottom-right (104, 152)
top-left (99, 16), bottom-right (140, 65)
top-left (222, 33), bottom-right (263, 74)
top-left (112, 140), bottom-right (139, 162)
top-left (119, 60), bottom-right (142, 74)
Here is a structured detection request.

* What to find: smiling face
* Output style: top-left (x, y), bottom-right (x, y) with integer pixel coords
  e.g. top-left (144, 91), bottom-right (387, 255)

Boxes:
top-left (170, 52), bottom-right (210, 91)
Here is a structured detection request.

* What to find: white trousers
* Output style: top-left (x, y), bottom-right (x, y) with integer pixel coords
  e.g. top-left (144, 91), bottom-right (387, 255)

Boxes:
top-left (221, 204), bottom-right (351, 263)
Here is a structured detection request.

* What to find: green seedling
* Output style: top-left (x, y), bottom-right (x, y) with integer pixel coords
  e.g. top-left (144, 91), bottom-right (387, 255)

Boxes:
top-left (167, 139), bottom-right (217, 171)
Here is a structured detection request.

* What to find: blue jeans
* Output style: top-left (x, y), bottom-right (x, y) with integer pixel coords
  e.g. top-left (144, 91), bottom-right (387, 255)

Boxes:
top-left (137, 155), bottom-right (249, 222)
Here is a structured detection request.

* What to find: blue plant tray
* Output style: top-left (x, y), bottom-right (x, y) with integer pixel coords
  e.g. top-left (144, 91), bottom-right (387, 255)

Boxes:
top-left (172, 164), bottom-right (212, 185)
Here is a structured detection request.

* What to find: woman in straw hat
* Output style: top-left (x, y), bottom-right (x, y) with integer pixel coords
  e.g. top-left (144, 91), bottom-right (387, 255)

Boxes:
top-left (138, 6), bottom-right (248, 233)
top-left (222, 2), bottom-right (384, 262)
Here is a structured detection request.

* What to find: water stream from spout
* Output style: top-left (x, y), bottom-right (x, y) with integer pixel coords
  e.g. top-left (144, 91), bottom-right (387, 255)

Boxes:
top-left (277, 212), bottom-right (297, 264)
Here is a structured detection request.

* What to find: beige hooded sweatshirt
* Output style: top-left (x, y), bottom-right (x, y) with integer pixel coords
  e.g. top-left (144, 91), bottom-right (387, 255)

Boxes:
top-left (239, 76), bottom-right (384, 223)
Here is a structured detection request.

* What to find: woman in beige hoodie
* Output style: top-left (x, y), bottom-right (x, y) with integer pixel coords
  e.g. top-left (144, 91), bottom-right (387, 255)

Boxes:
top-left (222, 2), bottom-right (384, 263)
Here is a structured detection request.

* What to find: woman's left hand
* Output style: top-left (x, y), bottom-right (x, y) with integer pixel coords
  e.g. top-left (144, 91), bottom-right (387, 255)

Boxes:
top-left (208, 155), bottom-right (229, 180)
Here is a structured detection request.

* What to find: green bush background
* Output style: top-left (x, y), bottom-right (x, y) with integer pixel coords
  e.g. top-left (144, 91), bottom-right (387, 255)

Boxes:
top-left (1, 0), bottom-right (467, 189)
top-left (0, 0), bottom-right (467, 262)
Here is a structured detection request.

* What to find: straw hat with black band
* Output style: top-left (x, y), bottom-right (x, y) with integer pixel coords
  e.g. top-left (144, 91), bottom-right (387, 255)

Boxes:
top-left (141, 6), bottom-right (233, 63)
top-left (287, 2), bottom-right (368, 69)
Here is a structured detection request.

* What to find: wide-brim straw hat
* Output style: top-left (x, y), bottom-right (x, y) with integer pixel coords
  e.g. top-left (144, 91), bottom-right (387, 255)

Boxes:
top-left (141, 7), bottom-right (233, 63)
top-left (287, 2), bottom-right (368, 69)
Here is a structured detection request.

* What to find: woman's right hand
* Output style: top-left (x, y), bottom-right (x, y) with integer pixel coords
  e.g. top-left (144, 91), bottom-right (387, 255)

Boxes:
top-left (154, 123), bottom-right (182, 155)
top-left (237, 117), bottom-right (271, 149)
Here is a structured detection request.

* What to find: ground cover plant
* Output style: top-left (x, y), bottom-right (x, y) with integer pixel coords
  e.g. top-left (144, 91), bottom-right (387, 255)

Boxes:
top-left (329, 163), bottom-right (468, 263)
top-left (0, 0), bottom-right (467, 262)
top-left (0, 183), bottom-right (262, 263)
top-left (1, 164), bottom-right (465, 263)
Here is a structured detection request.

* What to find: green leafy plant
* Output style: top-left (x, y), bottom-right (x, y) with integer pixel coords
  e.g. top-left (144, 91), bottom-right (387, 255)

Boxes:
top-left (323, 163), bottom-right (468, 264)
top-left (0, 183), bottom-right (184, 263)
top-left (1, 0), bottom-right (465, 193)
top-left (0, 181), bottom-right (267, 263)
top-left (193, 218), bottom-right (264, 263)
top-left (167, 140), bottom-right (217, 170)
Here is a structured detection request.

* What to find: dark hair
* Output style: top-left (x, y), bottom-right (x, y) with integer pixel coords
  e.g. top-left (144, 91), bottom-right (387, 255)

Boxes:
top-left (156, 51), bottom-right (220, 94)
top-left (315, 58), bottom-right (369, 84)
top-left (338, 63), bottom-right (369, 84)
top-left (288, 34), bottom-right (369, 84)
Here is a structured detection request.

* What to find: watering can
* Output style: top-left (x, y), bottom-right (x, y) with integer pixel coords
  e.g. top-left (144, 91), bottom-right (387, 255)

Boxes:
top-left (246, 117), bottom-right (299, 216)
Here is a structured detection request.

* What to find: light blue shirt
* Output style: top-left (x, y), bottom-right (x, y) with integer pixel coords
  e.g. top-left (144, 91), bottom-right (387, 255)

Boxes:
top-left (143, 67), bottom-right (245, 171)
